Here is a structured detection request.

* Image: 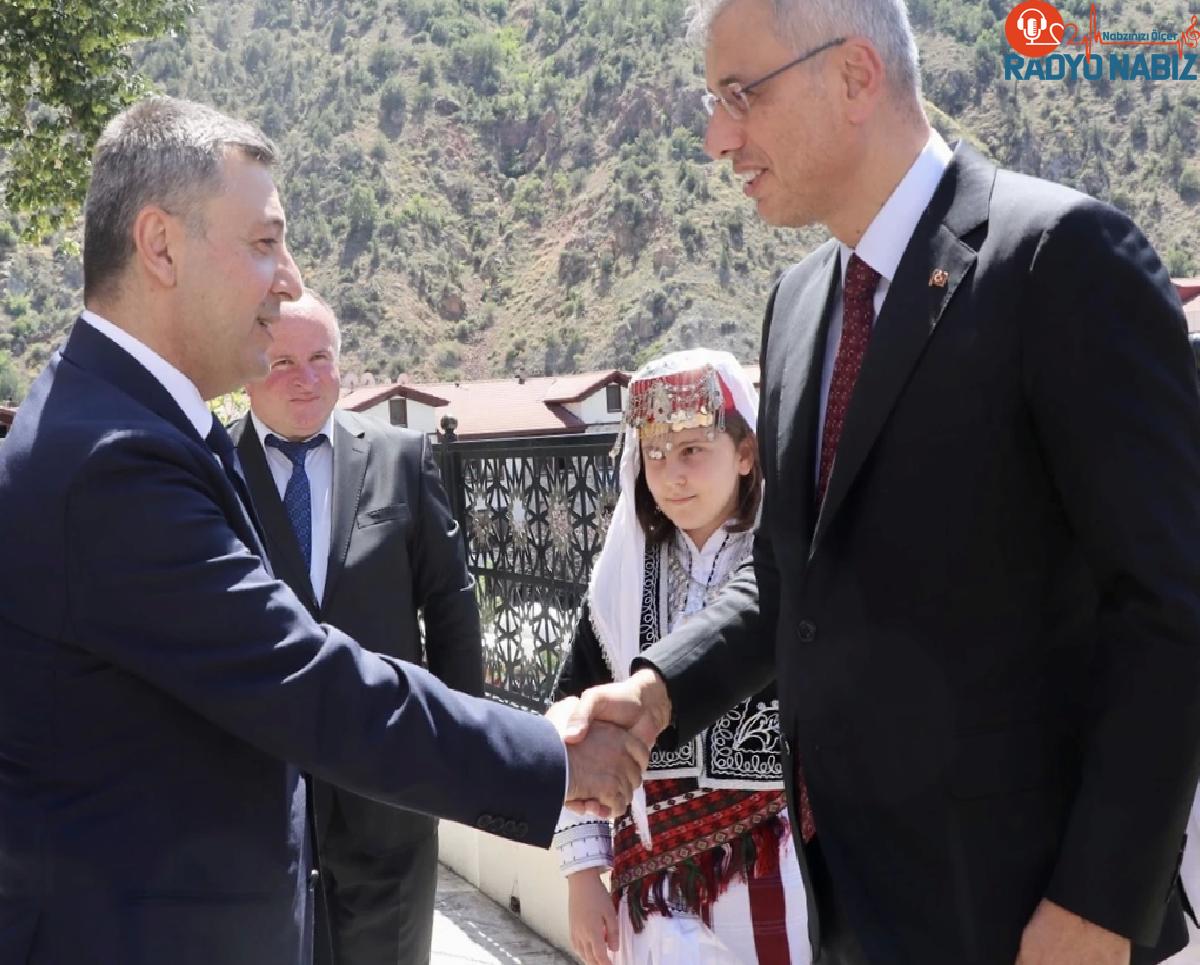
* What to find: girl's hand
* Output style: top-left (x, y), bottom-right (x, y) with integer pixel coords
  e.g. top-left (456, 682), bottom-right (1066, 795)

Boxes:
top-left (567, 868), bottom-right (619, 965)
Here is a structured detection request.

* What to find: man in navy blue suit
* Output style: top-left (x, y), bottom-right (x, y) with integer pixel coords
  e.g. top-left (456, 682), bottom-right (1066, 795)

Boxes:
top-left (0, 96), bottom-right (647, 965)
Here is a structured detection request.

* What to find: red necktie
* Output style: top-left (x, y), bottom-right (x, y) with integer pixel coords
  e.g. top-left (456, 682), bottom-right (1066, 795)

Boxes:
top-left (797, 253), bottom-right (880, 845)
top-left (817, 253), bottom-right (881, 505)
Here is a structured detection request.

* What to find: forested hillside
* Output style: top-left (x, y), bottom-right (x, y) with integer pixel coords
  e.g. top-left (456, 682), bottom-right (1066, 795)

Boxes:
top-left (1, 0), bottom-right (1196, 395)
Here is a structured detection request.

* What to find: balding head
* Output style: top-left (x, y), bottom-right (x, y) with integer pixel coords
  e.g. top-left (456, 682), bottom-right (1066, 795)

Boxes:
top-left (247, 288), bottom-right (343, 441)
top-left (280, 289), bottom-right (342, 359)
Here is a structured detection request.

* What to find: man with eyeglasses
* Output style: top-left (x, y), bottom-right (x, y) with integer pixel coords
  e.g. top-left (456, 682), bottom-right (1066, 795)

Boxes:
top-left (570, 0), bottom-right (1200, 963)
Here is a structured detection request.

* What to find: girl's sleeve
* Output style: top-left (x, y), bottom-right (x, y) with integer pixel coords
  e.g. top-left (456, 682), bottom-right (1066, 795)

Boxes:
top-left (552, 602), bottom-right (618, 873)
top-left (553, 601), bottom-right (614, 700)
top-left (553, 808), bottom-right (614, 874)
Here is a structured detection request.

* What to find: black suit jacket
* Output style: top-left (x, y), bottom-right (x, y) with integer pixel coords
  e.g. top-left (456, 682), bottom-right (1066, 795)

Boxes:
top-left (640, 143), bottom-right (1200, 964)
top-left (0, 320), bottom-right (564, 965)
top-left (231, 409), bottom-right (484, 848)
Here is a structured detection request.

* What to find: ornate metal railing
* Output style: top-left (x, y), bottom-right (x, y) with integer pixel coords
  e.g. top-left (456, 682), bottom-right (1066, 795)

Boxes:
top-left (434, 429), bottom-right (619, 711)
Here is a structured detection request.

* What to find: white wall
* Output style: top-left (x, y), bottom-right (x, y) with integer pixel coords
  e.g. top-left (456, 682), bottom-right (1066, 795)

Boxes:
top-left (439, 819), bottom-right (575, 957)
top-left (405, 400), bottom-right (441, 435)
top-left (357, 400), bottom-right (390, 423)
top-left (563, 385), bottom-right (625, 426)
top-left (352, 397), bottom-right (441, 435)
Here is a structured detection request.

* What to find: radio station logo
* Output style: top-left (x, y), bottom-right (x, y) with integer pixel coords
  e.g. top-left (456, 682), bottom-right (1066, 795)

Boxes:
top-left (1005, 0), bottom-right (1066, 57)
top-left (1002, 2), bottom-right (1200, 81)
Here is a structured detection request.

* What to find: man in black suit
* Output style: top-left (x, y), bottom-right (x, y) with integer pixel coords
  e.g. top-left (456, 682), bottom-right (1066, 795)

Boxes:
top-left (0, 96), bottom-right (647, 965)
top-left (231, 291), bottom-right (483, 965)
top-left (574, 1), bottom-right (1200, 963)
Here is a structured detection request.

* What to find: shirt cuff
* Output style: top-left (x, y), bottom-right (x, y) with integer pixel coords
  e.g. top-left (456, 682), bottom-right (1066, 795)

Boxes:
top-left (553, 807), bottom-right (614, 875)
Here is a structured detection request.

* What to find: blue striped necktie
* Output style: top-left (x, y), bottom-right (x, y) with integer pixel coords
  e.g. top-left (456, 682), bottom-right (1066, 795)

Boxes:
top-left (265, 433), bottom-right (328, 572)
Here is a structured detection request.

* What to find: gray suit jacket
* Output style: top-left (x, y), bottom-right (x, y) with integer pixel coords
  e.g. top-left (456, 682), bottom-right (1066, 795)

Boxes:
top-left (232, 408), bottom-right (484, 848)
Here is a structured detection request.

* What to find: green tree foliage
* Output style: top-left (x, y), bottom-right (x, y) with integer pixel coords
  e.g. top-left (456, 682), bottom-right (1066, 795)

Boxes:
top-left (329, 13), bottom-right (347, 53)
top-left (1165, 247), bottom-right (1196, 277)
top-left (0, 0), bottom-right (1191, 386)
top-left (1180, 164), bottom-right (1200, 202)
top-left (450, 33), bottom-right (504, 94)
top-left (379, 77), bottom-right (407, 129)
top-left (0, 349), bottom-right (25, 402)
top-left (0, 0), bottom-right (194, 242)
top-left (346, 184), bottom-right (378, 236)
top-left (368, 44), bottom-right (402, 84)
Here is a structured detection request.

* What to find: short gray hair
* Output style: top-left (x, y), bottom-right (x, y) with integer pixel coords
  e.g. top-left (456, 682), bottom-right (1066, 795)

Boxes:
top-left (83, 96), bottom-right (278, 300)
top-left (686, 0), bottom-right (921, 102)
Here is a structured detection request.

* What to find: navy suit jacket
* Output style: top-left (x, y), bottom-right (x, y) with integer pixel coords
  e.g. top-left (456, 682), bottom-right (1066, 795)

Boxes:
top-left (0, 320), bottom-right (564, 965)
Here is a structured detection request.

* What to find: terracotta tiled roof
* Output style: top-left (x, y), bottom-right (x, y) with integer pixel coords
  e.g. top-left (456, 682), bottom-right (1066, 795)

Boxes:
top-left (338, 383), bottom-right (408, 412)
top-left (541, 370), bottom-right (629, 403)
top-left (339, 382), bottom-right (451, 411)
top-left (1174, 278), bottom-right (1200, 306)
top-left (402, 374), bottom-right (616, 438)
top-left (339, 370), bottom-right (628, 438)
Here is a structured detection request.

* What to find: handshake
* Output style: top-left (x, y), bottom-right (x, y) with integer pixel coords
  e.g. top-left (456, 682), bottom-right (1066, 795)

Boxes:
top-left (545, 668), bottom-right (674, 817)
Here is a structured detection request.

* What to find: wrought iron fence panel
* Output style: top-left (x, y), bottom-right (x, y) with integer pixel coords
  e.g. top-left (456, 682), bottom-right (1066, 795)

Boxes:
top-left (435, 433), bottom-right (619, 711)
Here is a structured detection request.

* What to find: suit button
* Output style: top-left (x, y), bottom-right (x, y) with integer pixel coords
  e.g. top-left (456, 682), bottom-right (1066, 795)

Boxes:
top-left (476, 814), bottom-right (494, 831)
top-left (796, 620), bottom-right (817, 643)
top-left (516, 822), bottom-right (528, 838)
top-left (502, 820), bottom-right (518, 836)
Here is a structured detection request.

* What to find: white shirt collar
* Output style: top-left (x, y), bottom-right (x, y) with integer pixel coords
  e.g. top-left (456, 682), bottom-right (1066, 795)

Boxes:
top-left (80, 309), bottom-right (213, 441)
top-left (839, 130), bottom-right (953, 283)
top-left (674, 520), bottom-right (746, 564)
top-left (249, 409), bottom-right (336, 450)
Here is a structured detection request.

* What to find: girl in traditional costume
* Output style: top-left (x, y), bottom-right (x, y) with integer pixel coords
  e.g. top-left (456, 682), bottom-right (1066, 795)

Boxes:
top-left (553, 349), bottom-right (810, 964)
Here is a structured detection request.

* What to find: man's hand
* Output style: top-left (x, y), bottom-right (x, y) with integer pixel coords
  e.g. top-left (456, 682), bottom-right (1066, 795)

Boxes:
top-left (545, 696), bottom-right (650, 817)
top-left (1016, 899), bottom-right (1130, 965)
top-left (552, 672), bottom-right (676, 816)
top-left (567, 668), bottom-right (674, 750)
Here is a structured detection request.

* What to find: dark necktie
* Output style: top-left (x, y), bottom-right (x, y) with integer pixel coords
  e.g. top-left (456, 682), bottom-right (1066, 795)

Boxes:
top-left (206, 414), bottom-right (265, 547)
top-left (797, 253), bottom-right (881, 846)
top-left (265, 434), bottom-right (327, 573)
top-left (817, 252), bottom-right (882, 505)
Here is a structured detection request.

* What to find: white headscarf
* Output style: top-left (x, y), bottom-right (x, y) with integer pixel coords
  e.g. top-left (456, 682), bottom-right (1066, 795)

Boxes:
top-left (588, 348), bottom-right (759, 681)
top-left (587, 349), bottom-right (760, 846)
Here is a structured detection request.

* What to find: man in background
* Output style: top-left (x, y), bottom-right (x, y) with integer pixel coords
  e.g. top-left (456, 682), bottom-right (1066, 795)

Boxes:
top-left (233, 290), bottom-right (483, 965)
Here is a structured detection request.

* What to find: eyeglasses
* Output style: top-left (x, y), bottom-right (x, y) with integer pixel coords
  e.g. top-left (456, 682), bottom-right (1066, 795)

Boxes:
top-left (701, 37), bottom-right (847, 120)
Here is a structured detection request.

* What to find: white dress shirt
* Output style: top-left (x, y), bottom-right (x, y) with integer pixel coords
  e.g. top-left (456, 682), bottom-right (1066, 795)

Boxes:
top-left (248, 411), bottom-right (336, 604)
top-left (80, 310), bottom-right (214, 442)
top-left (816, 131), bottom-right (954, 475)
top-left (668, 524), bottom-right (754, 632)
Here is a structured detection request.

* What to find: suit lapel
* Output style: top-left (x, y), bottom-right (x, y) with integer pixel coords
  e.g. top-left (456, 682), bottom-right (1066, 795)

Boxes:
top-left (62, 320), bottom-right (269, 560)
top-left (773, 246), bottom-right (841, 541)
top-left (323, 413), bottom-right (368, 607)
top-left (234, 418), bottom-right (320, 614)
top-left (64, 320), bottom-right (199, 443)
top-left (810, 143), bottom-right (994, 558)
